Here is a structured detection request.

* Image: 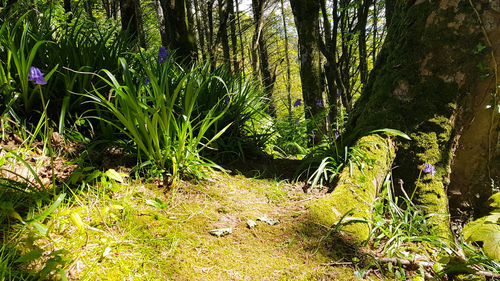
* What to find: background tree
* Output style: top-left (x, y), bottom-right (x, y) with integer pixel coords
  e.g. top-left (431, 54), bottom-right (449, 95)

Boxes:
top-left (289, 0), bottom-right (324, 134)
top-left (159, 0), bottom-right (197, 64)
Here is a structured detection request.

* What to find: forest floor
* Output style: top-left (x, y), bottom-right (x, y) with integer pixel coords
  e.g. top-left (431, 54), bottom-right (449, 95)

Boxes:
top-left (0, 139), bottom-right (370, 280)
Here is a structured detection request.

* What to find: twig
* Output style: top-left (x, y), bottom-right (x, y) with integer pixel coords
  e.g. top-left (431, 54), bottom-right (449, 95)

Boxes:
top-left (376, 257), bottom-right (500, 278)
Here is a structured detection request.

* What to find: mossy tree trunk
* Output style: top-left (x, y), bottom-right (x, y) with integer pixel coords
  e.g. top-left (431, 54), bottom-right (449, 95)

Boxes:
top-left (160, 0), bottom-right (198, 64)
top-left (289, 0), bottom-right (325, 137)
top-left (310, 0), bottom-right (500, 239)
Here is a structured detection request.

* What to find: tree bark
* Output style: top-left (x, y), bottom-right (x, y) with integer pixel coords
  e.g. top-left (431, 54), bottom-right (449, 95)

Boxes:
top-left (155, 0), bottom-right (168, 47)
top-left (289, 0), bottom-right (324, 132)
top-left (219, 0), bottom-right (231, 65)
top-left (228, 0), bottom-right (239, 73)
top-left (310, 0), bottom-right (498, 239)
top-left (120, 0), bottom-right (141, 46)
top-left (357, 0), bottom-right (371, 87)
top-left (280, 0), bottom-right (292, 118)
top-left (159, 0), bottom-right (198, 64)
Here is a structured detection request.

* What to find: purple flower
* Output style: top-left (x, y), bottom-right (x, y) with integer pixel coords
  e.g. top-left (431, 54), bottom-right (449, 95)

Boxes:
top-left (295, 121), bottom-right (299, 125)
top-left (312, 131), bottom-right (316, 139)
top-left (28, 66), bottom-right (47, 85)
top-left (423, 163), bottom-right (435, 176)
top-left (293, 98), bottom-right (302, 107)
top-left (316, 99), bottom-right (324, 107)
top-left (334, 130), bottom-right (340, 139)
top-left (145, 76), bottom-right (150, 85)
top-left (225, 94), bottom-right (234, 105)
top-left (338, 89), bottom-right (343, 97)
top-left (158, 47), bottom-right (168, 64)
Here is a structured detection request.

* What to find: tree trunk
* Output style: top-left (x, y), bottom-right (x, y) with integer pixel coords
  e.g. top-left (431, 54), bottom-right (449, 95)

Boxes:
top-left (155, 0), bottom-right (168, 47)
top-left (219, 0), bottom-right (231, 65)
top-left (310, 0), bottom-right (498, 240)
top-left (228, 0), bottom-right (239, 73)
top-left (280, 0), bottom-right (292, 118)
top-left (290, 0), bottom-right (325, 136)
top-left (235, 0), bottom-right (246, 76)
top-left (357, 0), bottom-right (371, 87)
top-left (160, 0), bottom-right (198, 64)
top-left (194, 0), bottom-right (206, 61)
top-left (120, 0), bottom-right (139, 45)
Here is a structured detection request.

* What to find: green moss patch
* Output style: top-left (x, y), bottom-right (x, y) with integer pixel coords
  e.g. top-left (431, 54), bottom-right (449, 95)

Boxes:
top-left (308, 134), bottom-right (396, 241)
top-left (3, 173), bottom-right (367, 280)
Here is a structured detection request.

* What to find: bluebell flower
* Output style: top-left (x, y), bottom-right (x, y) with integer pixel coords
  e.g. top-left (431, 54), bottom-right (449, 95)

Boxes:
top-left (423, 163), bottom-right (435, 176)
top-left (145, 76), bottom-right (151, 85)
top-left (295, 121), bottom-right (299, 125)
top-left (312, 131), bottom-right (316, 140)
top-left (293, 98), bottom-right (302, 107)
top-left (316, 99), bottom-right (324, 107)
top-left (334, 130), bottom-right (340, 139)
top-left (158, 47), bottom-right (168, 64)
top-left (338, 89), bottom-right (343, 97)
top-left (225, 94), bottom-right (234, 105)
top-left (28, 66), bottom-right (47, 85)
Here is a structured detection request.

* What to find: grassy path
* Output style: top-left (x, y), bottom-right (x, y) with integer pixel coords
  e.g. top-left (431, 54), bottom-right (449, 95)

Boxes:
top-left (3, 170), bottom-right (364, 280)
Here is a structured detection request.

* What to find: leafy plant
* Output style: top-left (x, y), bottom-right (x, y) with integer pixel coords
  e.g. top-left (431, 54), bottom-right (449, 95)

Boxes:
top-left (462, 192), bottom-right (500, 260)
top-left (84, 54), bottom-right (231, 186)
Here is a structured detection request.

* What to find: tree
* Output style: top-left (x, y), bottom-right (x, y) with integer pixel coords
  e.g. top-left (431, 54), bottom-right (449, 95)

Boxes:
top-left (289, 0), bottom-right (324, 134)
top-left (309, 0), bottom-right (498, 240)
top-left (252, 0), bottom-right (277, 116)
top-left (159, 0), bottom-right (198, 64)
top-left (120, 0), bottom-right (145, 47)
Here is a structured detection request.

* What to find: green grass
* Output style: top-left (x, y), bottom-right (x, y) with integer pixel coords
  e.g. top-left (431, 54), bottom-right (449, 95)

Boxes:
top-left (0, 169), bottom-right (366, 280)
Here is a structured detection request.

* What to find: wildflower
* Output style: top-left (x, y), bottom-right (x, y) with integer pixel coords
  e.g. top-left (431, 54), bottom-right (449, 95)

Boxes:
top-left (158, 47), bottom-right (168, 64)
top-left (145, 76), bottom-right (151, 85)
top-left (423, 163), bottom-right (435, 176)
top-left (316, 99), bottom-right (324, 107)
top-left (295, 121), bottom-right (299, 125)
top-left (334, 130), bottom-right (340, 139)
top-left (338, 89), bottom-right (343, 97)
top-left (293, 98), bottom-right (302, 107)
top-left (28, 66), bottom-right (47, 85)
top-left (225, 94), bottom-right (234, 105)
top-left (312, 131), bottom-right (315, 140)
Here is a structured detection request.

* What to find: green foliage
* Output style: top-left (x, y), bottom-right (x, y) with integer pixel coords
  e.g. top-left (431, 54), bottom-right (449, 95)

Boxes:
top-left (85, 55), bottom-right (231, 184)
top-left (196, 66), bottom-right (272, 159)
top-left (367, 174), bottom-right (446, 256)
top-left (462, 192), bottom-right (500, 260)
top-left (0, 13), bottom-right (57, 116)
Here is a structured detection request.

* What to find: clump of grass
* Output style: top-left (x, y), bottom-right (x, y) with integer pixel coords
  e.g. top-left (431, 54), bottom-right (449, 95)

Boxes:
top-left (84, 53), bottom-right (231, 186)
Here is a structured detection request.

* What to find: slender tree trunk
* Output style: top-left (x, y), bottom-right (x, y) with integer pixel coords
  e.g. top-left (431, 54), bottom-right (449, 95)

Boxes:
top-left (155, 0), bottom-right (168, 47)
top-left (357, 0), bottom-right (371, 87)
top-left (311, 0), bottom-right (498, 240)
top-left (228, 0), bottom-right (239, 73)
top-left (235, 0), bottom-right (245, 76)
top-left (280, 0), bottom-right (292, 118)
top-left (102, 0), bottom-right (111, 18)
top-left (251, 0), bottom-right (264, 78)
top-left (290, 0), bottom-right (325, 137)
top-left (194, 0), bottom-right (206, 61)
top-left (219, 0), bottom-right (231, 65)
top-left (120, 0), bottom-right (143, 47)
top-left (160, 0), bottom-right (198, 64)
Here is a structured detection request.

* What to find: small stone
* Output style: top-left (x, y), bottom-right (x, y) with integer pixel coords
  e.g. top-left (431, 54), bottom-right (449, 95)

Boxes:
top-left (246, 220), bottom-right (257, 228)
top-left (257, 217), bottom-right (280, 226)
top-left (209, 227), bottom-right (232, 237)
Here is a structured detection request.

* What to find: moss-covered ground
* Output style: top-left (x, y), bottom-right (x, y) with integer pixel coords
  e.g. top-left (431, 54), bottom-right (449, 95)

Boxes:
top-left (2, 169), bottom-right (366, 280)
